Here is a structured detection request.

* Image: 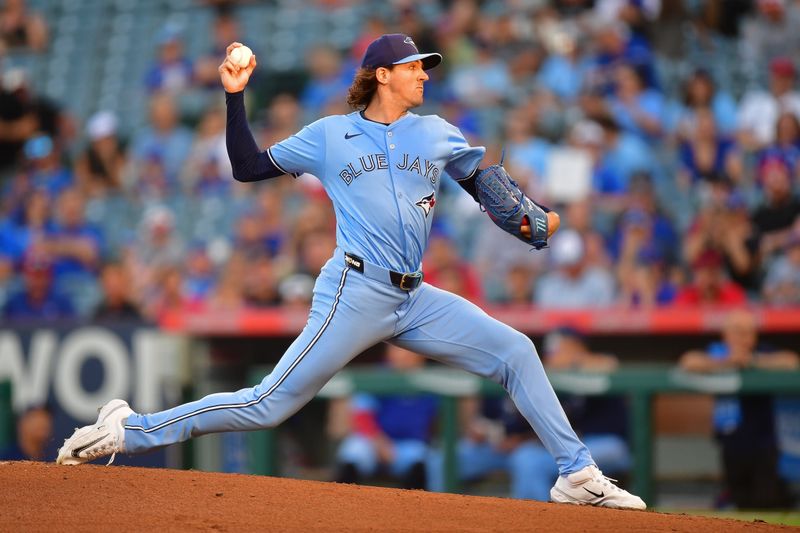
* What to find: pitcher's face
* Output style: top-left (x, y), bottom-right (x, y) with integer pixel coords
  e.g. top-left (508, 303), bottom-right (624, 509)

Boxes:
top-left (381, 60), bottom-right (429, 109)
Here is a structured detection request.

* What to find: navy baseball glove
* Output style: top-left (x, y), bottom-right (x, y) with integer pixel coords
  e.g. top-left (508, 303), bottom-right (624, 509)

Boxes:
top-left (475, 164), bottom-right (550, 250)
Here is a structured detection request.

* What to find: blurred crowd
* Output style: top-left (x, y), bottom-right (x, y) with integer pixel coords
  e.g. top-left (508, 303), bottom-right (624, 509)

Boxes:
top-left (1, 0), bottom-right (800, 321)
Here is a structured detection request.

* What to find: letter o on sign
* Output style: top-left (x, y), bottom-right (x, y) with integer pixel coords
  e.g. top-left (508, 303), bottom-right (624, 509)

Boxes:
top-left (54, 327), bottom-right (130, 421)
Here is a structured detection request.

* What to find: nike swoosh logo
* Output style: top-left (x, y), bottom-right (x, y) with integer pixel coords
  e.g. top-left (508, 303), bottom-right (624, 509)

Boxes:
top-left (71, 434), bottom-right (107, 457)
top-left (344, 132), bottom-right (363, 140)
top-left (584, 487), bottom-right (604, 498)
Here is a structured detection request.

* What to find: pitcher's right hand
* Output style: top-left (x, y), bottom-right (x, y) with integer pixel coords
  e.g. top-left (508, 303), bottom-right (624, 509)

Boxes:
top-left (219, 42), bottom-right (257, 93)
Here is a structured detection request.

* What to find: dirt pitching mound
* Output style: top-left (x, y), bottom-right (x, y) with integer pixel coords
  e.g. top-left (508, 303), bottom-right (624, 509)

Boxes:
top-left (1, 461), bottom-right (791, 532)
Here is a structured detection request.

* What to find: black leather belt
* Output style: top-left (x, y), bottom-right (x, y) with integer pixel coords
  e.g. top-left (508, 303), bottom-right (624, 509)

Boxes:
top-left (389, 270), bottom-right (424, 290)
top-left (344, 252), bottom-right (423, 291)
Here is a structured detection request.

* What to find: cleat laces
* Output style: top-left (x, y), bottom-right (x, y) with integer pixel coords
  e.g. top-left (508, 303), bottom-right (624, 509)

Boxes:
top-left (84, 436), bottom-right (118, 465)
top-left (582, 467), bottom-right (642, 503)
top-left (588, 467), bottom-right (622, 492)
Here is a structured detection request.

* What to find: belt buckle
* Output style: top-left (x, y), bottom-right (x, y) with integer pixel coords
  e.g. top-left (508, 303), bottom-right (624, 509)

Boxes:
top-left (399, 272), bottom-right (422, 291)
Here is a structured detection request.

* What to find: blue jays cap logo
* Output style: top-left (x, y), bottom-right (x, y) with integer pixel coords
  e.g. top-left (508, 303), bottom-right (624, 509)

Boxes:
top-left (361, 33), bottom-right (442, 71)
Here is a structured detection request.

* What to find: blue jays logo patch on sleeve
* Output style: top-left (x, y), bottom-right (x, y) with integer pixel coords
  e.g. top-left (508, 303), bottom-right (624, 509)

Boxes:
top-left (415, 193), bottom-right (436, 217)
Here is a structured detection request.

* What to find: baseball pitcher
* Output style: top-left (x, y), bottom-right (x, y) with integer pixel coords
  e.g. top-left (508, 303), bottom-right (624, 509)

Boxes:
top-left (57, 34), bottom-right (645, 510)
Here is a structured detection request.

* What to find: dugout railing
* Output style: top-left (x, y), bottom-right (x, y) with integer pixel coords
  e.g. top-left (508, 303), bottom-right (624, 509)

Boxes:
top-left (246, 365), bottom-right (800, 505)
top-left (0, 381), bottom-right (12, 453)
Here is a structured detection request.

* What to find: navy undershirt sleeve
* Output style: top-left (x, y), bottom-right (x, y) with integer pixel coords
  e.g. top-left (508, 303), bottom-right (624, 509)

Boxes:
top-left (225, 91), bottom-right (285, 182)
top-left (456, 167), bottom-right (481, 203)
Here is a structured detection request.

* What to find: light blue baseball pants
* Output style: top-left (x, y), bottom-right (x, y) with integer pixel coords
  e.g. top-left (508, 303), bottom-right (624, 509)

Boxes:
top-left (124, 249), bottom-right (593, 476)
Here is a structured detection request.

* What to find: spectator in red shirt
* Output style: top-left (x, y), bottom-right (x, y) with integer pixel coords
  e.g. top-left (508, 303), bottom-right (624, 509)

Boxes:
top-left (675, 249), bottom-right (747, 306)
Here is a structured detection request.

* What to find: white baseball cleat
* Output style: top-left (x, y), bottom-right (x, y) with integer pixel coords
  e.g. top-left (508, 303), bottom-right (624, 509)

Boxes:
top-left (56, 399), bottom-right (133, 466)
top-left (550, 464), bottom-right (646, 510)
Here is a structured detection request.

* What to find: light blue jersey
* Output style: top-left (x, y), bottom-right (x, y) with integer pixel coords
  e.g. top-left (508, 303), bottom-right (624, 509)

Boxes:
top-left (269, 111), bottom-right (483, 272)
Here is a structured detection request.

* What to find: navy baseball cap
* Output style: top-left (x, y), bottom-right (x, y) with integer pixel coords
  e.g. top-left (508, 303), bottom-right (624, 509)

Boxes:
top-left (361, 33), bottom-right (442, 71)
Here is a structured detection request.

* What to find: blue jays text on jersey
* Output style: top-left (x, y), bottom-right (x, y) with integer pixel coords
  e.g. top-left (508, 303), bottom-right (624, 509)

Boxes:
top-left (337, 152), bottom-right (441, 186)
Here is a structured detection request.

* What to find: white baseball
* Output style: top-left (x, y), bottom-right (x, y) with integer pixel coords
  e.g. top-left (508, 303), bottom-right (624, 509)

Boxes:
top-left (230, 45), bottom-right (252, 68)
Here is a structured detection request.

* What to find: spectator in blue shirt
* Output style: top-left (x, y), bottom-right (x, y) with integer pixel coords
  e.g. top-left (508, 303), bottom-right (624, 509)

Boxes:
top-left (448, 38), bottom-right (513, 109)
top-left (0, 187), bottom-right (51, 266)
top-left (537, 30), bottom-right (590, 103)
top-left (183, 243), bottom-right (217, 304)
top-left (679, 308), bottom-right (798, 509)
top-left (606, 63), bottom-right (666, 143)
top-left (144, 24), bottom-right (195, 95)
top-left (2, 134), bottom-right (71, 210)
top-left (300, 46), bottom-right (352, 121)
top-left (535, 229), bottom-right (616, 309)
top-left (593, 115), bottom-right (654, 197)
top-left (44, 188), bottom-right (103, 283)
top-left (677, 108), bottom-right (742, 188)
top-left (759, 112), bottom-right (800, 177)
top-left (332, 344), bottom-right (439, 490)
top-left (676, 69), bottom-right (739, 139)
top-left (23, 134), bottom-right (72, 195)
top-left (504, 109), bottom-right (552, 192)
top-left (129, 92), bottom-right (194, 187)
top-left (3, 251), bottom-right (75, 319)
top-left (609, 173), bottom-right (679, 264)
top-left (584, 20), bottom-right (656, 97)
